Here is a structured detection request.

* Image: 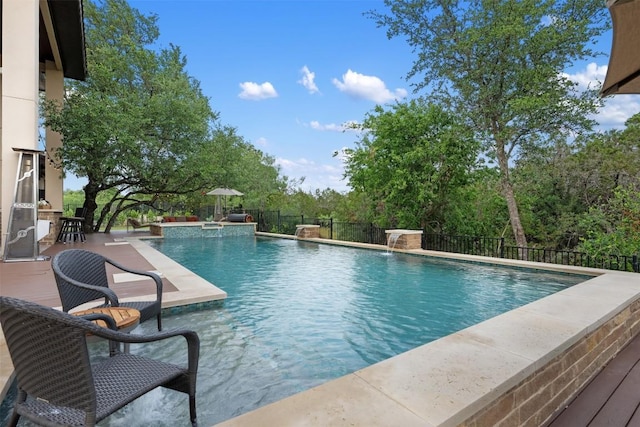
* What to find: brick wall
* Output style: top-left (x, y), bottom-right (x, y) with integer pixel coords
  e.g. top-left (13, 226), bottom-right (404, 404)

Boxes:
top-left (150, 224), bottom-right (162, 236)
top-left (37, 210), bottom-right (62, 248)
top-left (461, 298), bottom-right (640, 426)
top-left (395, 233), bottom-right (422, 250)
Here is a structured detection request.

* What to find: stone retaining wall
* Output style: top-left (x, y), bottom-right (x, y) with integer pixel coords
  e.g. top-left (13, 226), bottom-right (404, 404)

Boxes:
top-left (462, 298), bottom-right (640, 426)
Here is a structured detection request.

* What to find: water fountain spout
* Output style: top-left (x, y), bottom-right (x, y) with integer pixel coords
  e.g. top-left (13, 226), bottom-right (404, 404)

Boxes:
top-left (387, 232), bottom-right (401, 253)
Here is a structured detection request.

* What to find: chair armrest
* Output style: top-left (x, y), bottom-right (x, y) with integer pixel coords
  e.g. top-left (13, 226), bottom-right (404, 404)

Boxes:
top-left (81, 321), bottom-right (199, 368)
top-left (58, 273), bottom-right (120, 306)
top-left (91, 325), bottom-right (198, 347)
top-left (80, 313), bottom-right (118, 330)
top-left (105, 258), bottom-right (163, 302)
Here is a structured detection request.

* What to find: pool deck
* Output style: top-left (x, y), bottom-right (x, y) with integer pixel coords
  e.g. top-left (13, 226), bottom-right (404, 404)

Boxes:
top-left (1, 230), bottom-right (639, 426)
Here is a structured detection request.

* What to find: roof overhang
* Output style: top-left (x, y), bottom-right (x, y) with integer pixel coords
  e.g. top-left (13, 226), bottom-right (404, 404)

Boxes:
top-left (600, 0), bottom-right (640, 96)
top-left (0, 0), bottom-right (87, 81)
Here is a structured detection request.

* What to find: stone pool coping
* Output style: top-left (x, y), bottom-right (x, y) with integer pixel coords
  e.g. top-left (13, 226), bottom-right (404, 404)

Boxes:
top-left (1, 234), bottom-right (639, 426)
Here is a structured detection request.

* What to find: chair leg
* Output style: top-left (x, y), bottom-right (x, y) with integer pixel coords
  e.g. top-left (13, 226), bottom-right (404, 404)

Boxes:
top-left (8, 389), bottom-right (26, 427)
top-left (8, 410), bottom-right (19, 427)
top-left (189, 395), bottom-right (197, 427)
top-left (157, 313), bottom-right (162, 331)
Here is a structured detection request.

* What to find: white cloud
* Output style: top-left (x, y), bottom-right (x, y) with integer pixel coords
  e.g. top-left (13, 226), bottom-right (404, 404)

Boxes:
top-left (564, 62), bottom-right (640, 130)
top-left (596, 96), bottom-right (640, 129)
top-left (306, 120), bottom-right (361, 132)
top-left (238, 81), bottom-right (278, 100)
top-left (275, 156), bottom-right (349, 192)
top-left (310, 121), bottom-right (340, 131)
top-left (298, 66), bottom-right (319, 94)
top-left (254, 137), bottom-right (268, 147)
top-left (276, 157), bottom-right (297, 169)
top-left (562, 62), bottom-right (607, 91)
top-left (275, 156), bottom-right (315, 173)
top-left (331, 147), bottom-right (352, 161)
top-left (332, 69), bottom-right (407, 103)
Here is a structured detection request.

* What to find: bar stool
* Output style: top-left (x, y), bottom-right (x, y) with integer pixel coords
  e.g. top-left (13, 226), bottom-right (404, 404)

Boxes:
top-left (56, 207), bottom-right (87, 243)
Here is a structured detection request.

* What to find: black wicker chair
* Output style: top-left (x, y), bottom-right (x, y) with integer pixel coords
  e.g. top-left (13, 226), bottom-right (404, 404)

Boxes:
top-left (52, 249), bottom-right (163, 330)
top-left (0, 296), bottom-right (199, 427)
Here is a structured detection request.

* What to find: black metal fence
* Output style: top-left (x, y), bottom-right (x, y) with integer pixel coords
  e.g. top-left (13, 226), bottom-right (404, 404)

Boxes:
top-left (251, 210), bottom-right (638, 273)
top-left (422, 234), bottom-right (504, 258)
top-left (316, 219), bottom-right (387, 244)
top-left (69, 204), bottom-right (638, 273)
top-left (502, 246), bottom-right (639, 273)
top-left (422, 233), bottom-right (639, 273)
top-left (249, 212), bottom-right (387, 244)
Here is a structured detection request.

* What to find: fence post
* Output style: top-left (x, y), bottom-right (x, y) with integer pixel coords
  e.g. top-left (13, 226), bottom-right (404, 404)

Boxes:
top-left (634, 255), bottom-right (639, 273)
top-left (500, 237), bottom-right (505, 258)
top-left (277, 210), bottom-right (281, 233)
top-left (330, 218), bottom-right (334, 240)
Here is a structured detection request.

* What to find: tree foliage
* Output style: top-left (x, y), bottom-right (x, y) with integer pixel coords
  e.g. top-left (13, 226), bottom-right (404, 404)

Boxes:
top-left (510, 112), bottom-right (640, 255)
top-left (344, 100), bottom-right (479, 230)
top-left (184, 125), bottom-right (289, 214)
top-left (368, 0), bottom-right (609, 250)
top-left (43, 0), bottom-right (217, 231)
top-left (577, 186), bottom-right (640, 259)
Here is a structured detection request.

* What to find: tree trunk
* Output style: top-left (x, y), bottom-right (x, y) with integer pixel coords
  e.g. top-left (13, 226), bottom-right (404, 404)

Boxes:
top-left (502, 178), bottom-right (528, 253)
top-left (495, 139), bottom-right (528, 257)
top-left (83, 182), bottom-right (100, 233)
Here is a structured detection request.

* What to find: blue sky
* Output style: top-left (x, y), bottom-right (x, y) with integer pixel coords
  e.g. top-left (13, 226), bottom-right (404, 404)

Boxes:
top-left (65, 0), bottom-right (640, 192)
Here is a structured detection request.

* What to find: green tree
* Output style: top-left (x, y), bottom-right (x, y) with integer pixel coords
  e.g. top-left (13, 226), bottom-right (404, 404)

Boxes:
top-left (510, 142), bottom-right (584, 248)
top-left (446, 167), bottom-right (509, 236)
top-left (577, 186), bottom-right (640, 265)
top-left (43, 0), bottom-right (216, 232)
top-left (158, 124), bottom-right (288, 218)
top-left (313, 188), bottom-right (347, 218)
top-left (331, 191), bottom-right (372, 223)
top-left (567, 115), bottom-right (640, 207)
top-left (345, 100), bottom-right (478, 231)
top-left (368, 0), bottom-right (609, 250)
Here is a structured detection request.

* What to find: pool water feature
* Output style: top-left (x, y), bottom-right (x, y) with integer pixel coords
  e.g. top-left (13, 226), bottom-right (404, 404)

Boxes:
top-left (1, 237), bottom-right (586, 427)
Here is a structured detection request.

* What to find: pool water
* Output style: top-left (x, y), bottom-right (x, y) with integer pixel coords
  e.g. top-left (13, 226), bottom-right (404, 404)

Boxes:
top-left (0, 237), bottom-right (587, 427)
top-left (128, 237), bottom-right (585, 426)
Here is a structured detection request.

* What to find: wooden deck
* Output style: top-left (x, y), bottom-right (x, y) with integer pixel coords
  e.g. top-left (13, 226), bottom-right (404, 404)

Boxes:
top-left (0, 230), bottom-right (177, 308)
top-left (546, 332), bottom-right (640, 426)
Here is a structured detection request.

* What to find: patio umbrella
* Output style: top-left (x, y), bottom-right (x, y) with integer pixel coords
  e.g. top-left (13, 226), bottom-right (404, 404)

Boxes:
top-left (601, 0), bottom-right (640, 96)
top-left (206, 188), bottom-right (244, 196)
top-left (206, 188), bottom-right (244, 218)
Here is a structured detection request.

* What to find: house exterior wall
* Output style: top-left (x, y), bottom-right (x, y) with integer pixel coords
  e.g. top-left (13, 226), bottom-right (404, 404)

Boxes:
top-left (1, 1), bottom-right (67, 256)
top-left (1, 0), bottom-right (40, 256)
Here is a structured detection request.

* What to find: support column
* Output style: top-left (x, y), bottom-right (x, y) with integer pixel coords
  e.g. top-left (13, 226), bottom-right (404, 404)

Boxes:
top-left (45, 60), bottom-right (64, 209)
top-left (1, 0), bottom-right (40, 256)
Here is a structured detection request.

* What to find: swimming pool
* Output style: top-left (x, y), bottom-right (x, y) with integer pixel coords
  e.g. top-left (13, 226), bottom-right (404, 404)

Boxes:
top-left (0, 237), bottom-right (586, 427)
top-left (89, 236), bottom-right (582, 426)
